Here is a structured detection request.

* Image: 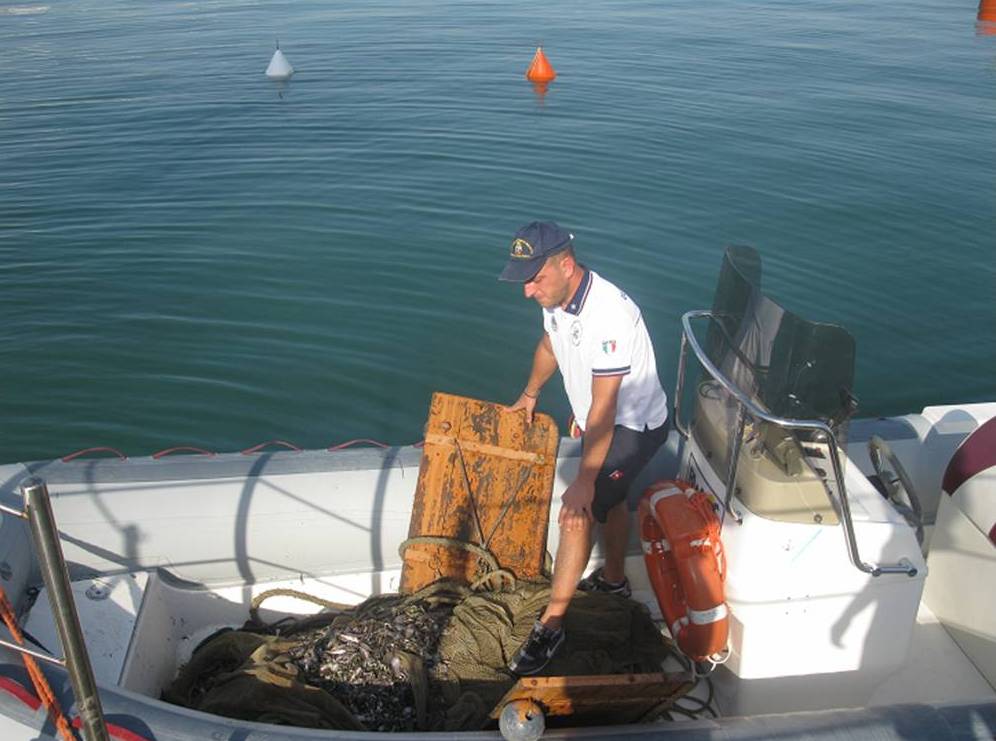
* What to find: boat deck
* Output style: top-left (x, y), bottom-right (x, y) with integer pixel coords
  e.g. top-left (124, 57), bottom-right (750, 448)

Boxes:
top-left (19, 565), bottom-right (995, 722)
top-left (867, 602), bottom-right (993, 708)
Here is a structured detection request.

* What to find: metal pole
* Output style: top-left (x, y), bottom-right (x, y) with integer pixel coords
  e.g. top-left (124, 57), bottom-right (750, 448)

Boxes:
top-left (723, 406), bottom-right (747, 526)
top-left (672, 328), bottom-right (691, 440)
top-left (22, 478), bottom-right (110, 741)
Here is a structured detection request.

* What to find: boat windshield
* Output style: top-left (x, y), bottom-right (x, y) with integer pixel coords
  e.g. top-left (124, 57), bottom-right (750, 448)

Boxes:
top-left (690, 245), bottom-right (856, 524)
top-left (705, 245), bottom-right (856, 425)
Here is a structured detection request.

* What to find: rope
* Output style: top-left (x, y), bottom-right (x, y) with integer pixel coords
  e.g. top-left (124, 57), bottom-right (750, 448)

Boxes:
top-left (61, 447), bottom-right (126, 463)
top-left (452, 440), bottom-right (487, 546)
top-left (398, 536), bottom-right (518, 592)
top-left (0, 586), bottom-right (76, 741)
top-left (249, 588), bottom-right (354, 625)
top-left (152, 446), bottom-right (215, 459)
top-left (240, 440), bottom-right (302, 455)
top-left (248, 579), bottom-right (478, 635)
top-left (483, 464), bottom-right (533, 547)
top-left (57, 437), bottom-right (441, 461)
top-left (400, 578), bottom-right (473, 607)
top-left (327, 439), bottom-right (390, 451)
top-left (422, 440), bottom-right (534, 577)
top-left (664, 650), bottom-right (720, 720)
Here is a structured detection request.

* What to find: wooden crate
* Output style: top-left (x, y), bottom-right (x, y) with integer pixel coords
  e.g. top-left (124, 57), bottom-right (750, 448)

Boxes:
top-left (400, 392), bottom-right (560, 594)
top-left (490, 672), bottom-right (694, 724)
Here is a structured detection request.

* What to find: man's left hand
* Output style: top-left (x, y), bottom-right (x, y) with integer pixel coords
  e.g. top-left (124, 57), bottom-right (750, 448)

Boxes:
top-left (559, 478), bottom-right (595, 531)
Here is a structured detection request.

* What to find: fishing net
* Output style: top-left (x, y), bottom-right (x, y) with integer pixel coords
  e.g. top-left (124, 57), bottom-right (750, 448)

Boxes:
top-left (163, 578), bottom-right (675, 732)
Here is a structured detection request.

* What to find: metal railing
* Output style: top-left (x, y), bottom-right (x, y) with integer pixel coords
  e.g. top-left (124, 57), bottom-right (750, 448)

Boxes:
top-left (673, 310), bottom-right (917, 578)
top-left (0, 479), bottom-right (110, 740)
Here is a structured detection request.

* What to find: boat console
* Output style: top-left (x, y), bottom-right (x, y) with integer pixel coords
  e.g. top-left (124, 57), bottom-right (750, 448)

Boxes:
top-left (669, 246), bottom-right (927, 714)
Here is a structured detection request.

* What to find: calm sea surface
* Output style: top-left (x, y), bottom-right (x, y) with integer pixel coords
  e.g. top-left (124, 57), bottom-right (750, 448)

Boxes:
top-left (1, 1), bottom-right (993, 463)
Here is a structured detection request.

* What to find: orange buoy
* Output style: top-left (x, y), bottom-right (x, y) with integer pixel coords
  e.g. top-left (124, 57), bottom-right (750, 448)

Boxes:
top-left (639, 480), bottom-right (729, 662)
top-left (980, 0), bottom-right (996, 35)
top-left (526, 46), bottom-right (556, 83)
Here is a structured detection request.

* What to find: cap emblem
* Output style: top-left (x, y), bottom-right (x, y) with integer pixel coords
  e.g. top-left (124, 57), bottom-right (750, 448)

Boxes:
top-left (510, 238), bottom-right (535, 259)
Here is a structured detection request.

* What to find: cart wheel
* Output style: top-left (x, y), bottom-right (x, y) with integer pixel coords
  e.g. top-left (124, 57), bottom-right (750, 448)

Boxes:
top-left (499, 698), bottom-right (545, 741)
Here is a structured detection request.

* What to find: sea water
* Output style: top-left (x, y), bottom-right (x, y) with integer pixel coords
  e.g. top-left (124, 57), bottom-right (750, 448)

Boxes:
top-left (1, 1), bottom-right (993, 462)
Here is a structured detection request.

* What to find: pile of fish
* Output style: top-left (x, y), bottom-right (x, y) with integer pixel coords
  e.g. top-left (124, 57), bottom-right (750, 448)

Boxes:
top-left (287, 594), bottom-right (457, 731)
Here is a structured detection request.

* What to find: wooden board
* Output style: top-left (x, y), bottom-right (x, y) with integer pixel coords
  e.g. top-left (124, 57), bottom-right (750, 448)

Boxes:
top-left (400, 392), bottom-right (560, 594)
top-left (489, 672), bottom-right (694, 724)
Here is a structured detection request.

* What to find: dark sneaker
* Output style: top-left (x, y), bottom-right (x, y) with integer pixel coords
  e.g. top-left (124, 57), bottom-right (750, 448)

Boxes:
top-left (578, 566), bottom-right (632, 598)
top-left (508, 620), bottom-right (565, 676)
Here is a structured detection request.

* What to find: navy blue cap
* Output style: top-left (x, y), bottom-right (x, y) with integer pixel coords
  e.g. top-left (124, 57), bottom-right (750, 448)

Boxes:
top-left (498, 221), bottom-right (575, 282)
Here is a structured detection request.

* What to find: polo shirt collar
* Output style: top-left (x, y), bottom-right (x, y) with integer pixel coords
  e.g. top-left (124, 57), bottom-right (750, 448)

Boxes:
top-left (562, 268), bottom-right (592, 316)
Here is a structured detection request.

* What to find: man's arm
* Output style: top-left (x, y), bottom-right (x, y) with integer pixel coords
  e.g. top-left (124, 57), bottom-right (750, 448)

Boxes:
top-left (504, 334), bottom-right (558, 423)
top-left (559, 374), bottom-right (623, 530)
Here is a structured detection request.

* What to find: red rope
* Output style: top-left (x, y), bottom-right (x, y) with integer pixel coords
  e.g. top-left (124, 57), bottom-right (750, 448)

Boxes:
top-left (326, 438), bottom-right (390, 451)
top-left (0, 586), bottom-right (76, 741)
top-left (151, 446), bottom-right (216, 460)
top-left (240, 440), bottom-right (302, 455)
top-left (61, 447), bottom-right (126, 463)
top-left (58, 438), bottom-right (434, 462)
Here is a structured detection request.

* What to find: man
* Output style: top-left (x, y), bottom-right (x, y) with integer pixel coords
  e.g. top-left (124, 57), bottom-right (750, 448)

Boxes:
top-left (499, 220), bottom-right (669, 675)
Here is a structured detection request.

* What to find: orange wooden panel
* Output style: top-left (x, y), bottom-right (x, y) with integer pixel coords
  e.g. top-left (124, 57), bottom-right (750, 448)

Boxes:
top-left (489, 672), bottom-right (693, 721)
top-left (400, 392), bottom-right (560, 594)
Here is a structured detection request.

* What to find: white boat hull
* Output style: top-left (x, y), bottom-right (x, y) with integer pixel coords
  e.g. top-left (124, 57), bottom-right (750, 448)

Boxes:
top-left (0, 404), bottom-right (994, 739)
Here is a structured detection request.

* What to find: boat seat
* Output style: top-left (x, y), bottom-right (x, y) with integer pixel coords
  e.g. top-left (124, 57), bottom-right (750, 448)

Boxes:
top-left (22, 571), bottom-right (150, 688)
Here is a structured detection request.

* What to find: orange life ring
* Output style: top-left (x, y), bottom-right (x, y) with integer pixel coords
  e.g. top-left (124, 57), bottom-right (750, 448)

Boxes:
top-left (639, 479), bottom-right (729, 662)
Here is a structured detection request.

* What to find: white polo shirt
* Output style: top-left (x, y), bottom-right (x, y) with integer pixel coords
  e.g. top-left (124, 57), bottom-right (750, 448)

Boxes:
top-left (542, 269), bottom-right (669, 432)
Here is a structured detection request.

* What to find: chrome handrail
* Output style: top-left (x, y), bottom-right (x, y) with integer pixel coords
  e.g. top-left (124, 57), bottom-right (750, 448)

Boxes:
top-left (673, 310), bottom-right (917, 578)
top-left (0, 481), bottom-right (110, 740)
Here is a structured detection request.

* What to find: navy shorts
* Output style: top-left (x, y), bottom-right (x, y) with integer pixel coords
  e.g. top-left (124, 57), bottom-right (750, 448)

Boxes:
top-left (591, 421), bottom-right (669, 523)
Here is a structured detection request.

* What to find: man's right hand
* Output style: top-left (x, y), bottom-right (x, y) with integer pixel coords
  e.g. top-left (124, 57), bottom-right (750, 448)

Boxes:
top-left (503, 393), bottom-right (538, 424)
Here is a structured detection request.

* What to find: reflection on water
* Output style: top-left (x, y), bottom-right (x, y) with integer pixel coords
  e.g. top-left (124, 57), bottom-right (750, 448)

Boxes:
top-left (530, 81), bottom-right (551, 103)
top-left (271, 79), bottom-right (292, 100)
top-left (0, 5), bottom-right (50, 15)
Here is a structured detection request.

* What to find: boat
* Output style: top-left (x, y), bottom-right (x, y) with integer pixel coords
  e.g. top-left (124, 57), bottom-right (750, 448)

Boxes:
top-left (1, 246), bottom-right (993, 739)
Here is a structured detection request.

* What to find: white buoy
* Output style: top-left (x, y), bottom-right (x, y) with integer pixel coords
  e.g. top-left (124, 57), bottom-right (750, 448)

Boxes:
top-left (265, 41), bottom-right (294, 80)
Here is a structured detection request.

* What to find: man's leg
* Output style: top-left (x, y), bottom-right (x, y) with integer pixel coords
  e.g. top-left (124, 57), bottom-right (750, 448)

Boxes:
top-left (539, 517), bottom-right (593, 629)
top-left (598, 501), bottom-right (630, 584)
top-left (507, 511), bottom-right (591, 674)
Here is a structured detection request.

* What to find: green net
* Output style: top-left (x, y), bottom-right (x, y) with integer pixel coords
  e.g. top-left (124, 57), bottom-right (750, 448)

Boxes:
top-left (163, 579), bottom-right (675, 732)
